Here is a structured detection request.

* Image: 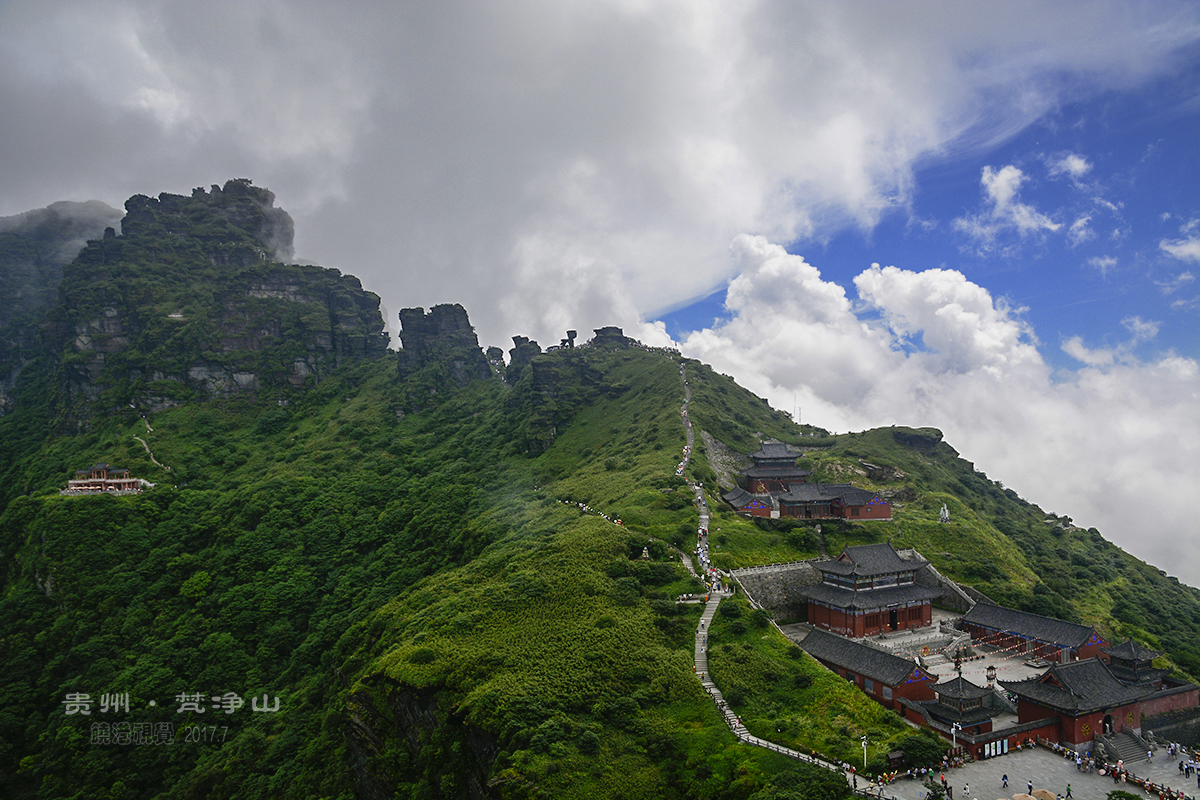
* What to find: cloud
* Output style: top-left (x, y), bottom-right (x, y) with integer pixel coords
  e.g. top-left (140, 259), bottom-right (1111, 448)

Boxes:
top-left (1155, 271), bottom-right (1196, 294)
top-left (1061, 316), bottom-right (1160, 367)
top-left (1160, 236), bottom-right (1200, 264)
top-left (953, 165), bottom-right (1061, 249)
top-left (1062, 336), bottom-right (1114, 366)
top-left (3, 1), bottom-right (1200, 347)
top-left (1122, 315), bottom-right (1160, 342)
top-left (1047, 152), bottom-right (1093, 181)
top-left (1068, 215), bottom-right (1094, 246)
top-left (1087, 255), bottom-right (1117, 277)
top-left (681, 237), bottom-right (1200, 586)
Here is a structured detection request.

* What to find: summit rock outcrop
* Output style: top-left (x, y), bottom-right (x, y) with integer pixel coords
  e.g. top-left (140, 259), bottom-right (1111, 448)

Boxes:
top-left (40, 180), bottom-right (388, 424)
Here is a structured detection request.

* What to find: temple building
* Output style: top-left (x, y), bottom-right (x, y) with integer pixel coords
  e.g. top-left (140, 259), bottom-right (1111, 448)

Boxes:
top-left (721, 440), bottom-right (891, 520)
top-left (777, 483), bottom-right (892, 521)
top-left (61, 463), bottom-right (142, 494)
top-left (801, 542), bottom-right (940, 638)
top-left (800, 628), bottom-right (938, 711)
top-left (720, 487), bottom-right (772, 517)
top-left (1100, 639), bottom-right (1171, 689)
top-left (1001, 659), bottom-right (1152, 746)
top-left (961, 603), bottom-right (1108, 664)
top-left (743, 441), bottom-right (810, 493)
top-left (918, 676), bottom-right (1000, 736)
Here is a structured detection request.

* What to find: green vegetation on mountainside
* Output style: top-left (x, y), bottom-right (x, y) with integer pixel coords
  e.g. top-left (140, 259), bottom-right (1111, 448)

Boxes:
top-left (706, 596), bottom-right (946, 773)
top-left (1, 345), bottom-right (859, 799)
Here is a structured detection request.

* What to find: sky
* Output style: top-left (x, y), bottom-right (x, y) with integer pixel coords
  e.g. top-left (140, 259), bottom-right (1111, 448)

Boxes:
top-left (1, 0), bottom-right (1198, 587)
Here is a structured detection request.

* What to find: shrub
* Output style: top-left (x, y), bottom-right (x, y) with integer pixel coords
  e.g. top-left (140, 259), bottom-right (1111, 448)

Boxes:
top-left (577, 730), bottom-right (600, 754)
top-left (409, 647), bottom-right (436, 664)
top-left (718, 601), bottom-right (742, 619)
top-left (612, 576), bottom-right (641, 605)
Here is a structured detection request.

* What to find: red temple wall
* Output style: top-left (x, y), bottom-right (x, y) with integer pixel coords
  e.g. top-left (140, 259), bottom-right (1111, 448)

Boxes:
top-left (1140, 686), bottom-right (1199, 718)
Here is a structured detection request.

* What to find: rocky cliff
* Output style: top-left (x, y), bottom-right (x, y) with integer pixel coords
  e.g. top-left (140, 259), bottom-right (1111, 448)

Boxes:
top-left (41, 180), bottom-right (388, 422)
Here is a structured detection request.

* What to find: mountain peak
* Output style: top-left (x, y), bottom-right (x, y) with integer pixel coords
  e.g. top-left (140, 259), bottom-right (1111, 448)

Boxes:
top-left (118, 178), bottom-right (294, 264)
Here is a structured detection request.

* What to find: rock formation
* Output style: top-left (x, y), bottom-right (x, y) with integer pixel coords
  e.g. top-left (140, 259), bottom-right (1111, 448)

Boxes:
top-left (506, 335), bottom-right (542, 383)
top-left (395, 304), bottom-right (492, 387)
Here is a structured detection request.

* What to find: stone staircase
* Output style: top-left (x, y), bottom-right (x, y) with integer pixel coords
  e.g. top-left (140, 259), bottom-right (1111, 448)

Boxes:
top-left (703, 681), bottom-right (750, 737)
top-left (1102, 730), bottom-right (1150, 763)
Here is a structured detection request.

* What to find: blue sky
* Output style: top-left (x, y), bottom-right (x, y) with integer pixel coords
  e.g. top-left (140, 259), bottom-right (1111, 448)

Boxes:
top-left (658, 81), bottom-right (1200, 372)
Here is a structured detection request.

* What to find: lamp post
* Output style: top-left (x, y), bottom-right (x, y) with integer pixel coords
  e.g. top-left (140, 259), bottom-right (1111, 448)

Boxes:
top-left (951, 723), bottom-right (961, 755)
top-left (861, 735), bottom-right (867, 769)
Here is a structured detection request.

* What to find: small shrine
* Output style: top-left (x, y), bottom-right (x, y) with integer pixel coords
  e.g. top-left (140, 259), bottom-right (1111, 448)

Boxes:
top-left (61, 463), bottom-right (143, 495)
top-left (920, 675), bottom-right (999, 735)
top-left (1101, 639), bottom-right (1171, 688)
top-left (743, 441), bottom-right (811, 493)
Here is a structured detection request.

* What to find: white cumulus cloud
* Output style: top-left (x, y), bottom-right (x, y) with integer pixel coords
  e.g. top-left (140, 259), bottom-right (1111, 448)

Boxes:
top-left (953, 165), bottom-right (1061, 250)
top-left (1047, 152), bottom-right (1093, 180)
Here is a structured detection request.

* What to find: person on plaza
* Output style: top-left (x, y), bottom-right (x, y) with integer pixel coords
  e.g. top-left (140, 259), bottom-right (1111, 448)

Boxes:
top-left (1066, 783), bottom-right (1072, 797)
top-left (1002, 774), bottom-right (1008, 788)
top-left (1029, 779), bottom-right (1034, 794)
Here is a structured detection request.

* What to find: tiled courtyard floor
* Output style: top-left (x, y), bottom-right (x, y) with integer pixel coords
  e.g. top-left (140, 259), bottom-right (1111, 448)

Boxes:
top-left (862, 746), bottom-right (1197, 800)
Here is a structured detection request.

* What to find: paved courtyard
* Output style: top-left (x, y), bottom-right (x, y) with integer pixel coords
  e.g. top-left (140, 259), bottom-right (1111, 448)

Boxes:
top-left (862, 746), bottom-right (1198, 800)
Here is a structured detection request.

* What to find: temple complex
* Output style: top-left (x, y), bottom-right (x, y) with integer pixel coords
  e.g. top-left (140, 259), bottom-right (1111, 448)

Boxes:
top-left (777, 545), bottom-right (1199, 758)
top-left (721, 439), bottom-right (892, 520)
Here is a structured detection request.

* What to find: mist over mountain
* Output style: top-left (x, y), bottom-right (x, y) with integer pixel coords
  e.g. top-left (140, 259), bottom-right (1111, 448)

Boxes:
top-left (0, 199), bottom-right (122, 413)
top-left (1, 183), bottom-right (1197, 799)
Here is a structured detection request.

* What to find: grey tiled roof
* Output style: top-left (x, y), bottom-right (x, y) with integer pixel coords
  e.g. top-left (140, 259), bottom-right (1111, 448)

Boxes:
top-left (778, 483), bottom-right (844, 502)
top-left (934, 675), bottom-right (991, 701)
top-left (1001, 659), bottom-right (1148, 713)
top-left (962, 603), bottom-right (1101, 650)
top-left (1101, 639), bottom-right (1162, 662)
top-left (922, 700), bottom-right (998, 725)
top-left (777, 484), bottom-right (887, 509)
top-left (803, 582), bottom-right (942, 610)
top-left (744, 465), bottom-right (812, 479)
top-left (818, 542), bottom-right (923, 576)
top-left (801, 629), bottom-right (932, 687)
top-left (838, 487), bottom-right (877, 506)
top-left (748, 441), bottom-right (801, 460)
top-left (723, 487), bottom-right (768, 510)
